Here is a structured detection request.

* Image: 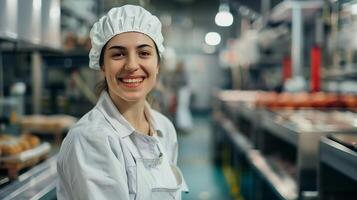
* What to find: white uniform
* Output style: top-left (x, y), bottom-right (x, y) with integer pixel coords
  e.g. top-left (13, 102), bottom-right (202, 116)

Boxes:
top-left (57, 91), bottom-right (188, 200)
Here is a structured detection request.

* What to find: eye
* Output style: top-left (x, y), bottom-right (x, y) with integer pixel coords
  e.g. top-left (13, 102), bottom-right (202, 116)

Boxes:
top-left (139, 51), bottom-right (151, 57)
top-left (112, 51), bottom-right (126, 59)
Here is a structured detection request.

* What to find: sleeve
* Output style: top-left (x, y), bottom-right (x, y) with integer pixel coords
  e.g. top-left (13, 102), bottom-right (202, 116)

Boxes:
top-left (57, 130), bottom-right (130, 200)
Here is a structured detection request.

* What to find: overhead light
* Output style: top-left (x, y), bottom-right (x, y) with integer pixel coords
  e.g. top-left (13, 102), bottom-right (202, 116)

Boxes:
top-left (205, 32), bottom-right (221, 46)
top-left (215, 3), bottom-right (233, 27)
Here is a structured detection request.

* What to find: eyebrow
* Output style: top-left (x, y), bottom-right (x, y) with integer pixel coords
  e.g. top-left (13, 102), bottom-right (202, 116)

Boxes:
top-left (108, 44), bottom-right (154, 50)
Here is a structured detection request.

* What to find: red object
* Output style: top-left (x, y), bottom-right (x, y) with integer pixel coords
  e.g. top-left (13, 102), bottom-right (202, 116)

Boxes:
top-left (310, 45), bottom-right (321, 92)
top-left (282, 56), bottom-right (292, 81)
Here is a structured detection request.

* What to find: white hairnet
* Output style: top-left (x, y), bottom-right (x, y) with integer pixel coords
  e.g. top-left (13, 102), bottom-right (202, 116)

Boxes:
top-left (89, 4), bottom-right (165, 70)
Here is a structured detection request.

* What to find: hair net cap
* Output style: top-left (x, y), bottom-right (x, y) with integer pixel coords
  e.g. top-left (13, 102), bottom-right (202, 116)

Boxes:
top-left (89, 5), bottom-right (165, 70)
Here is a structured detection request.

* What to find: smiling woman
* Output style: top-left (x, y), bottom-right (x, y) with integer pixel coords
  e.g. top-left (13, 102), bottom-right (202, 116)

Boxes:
top-left (96, 33), bottom-right (161, 97)
top-left (102, 32), bottom-right (159, 103)
top-left (56, 4), bottom-right (189, 200)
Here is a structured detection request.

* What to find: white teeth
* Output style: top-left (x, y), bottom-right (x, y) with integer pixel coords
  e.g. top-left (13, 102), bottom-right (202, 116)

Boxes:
top-left (121, 78), bottom-right (143, 83)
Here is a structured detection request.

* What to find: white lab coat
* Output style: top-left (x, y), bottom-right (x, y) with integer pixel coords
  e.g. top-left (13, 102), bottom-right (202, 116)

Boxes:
top-left (57, 91), bottom-right (188, 200)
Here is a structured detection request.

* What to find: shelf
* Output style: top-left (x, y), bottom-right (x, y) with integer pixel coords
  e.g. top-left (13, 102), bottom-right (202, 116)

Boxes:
top-left (217, 90), bottom-right (260, 122)
top-left (270, 0), bottom-right (323, 23)
top-left (0, 41), bottom-right (64, 54)
top-left (323, 68), bottom-right (357, 80)
top-left (0, 155), bottom-right (57, 199)
top-left (261, 109), bottom-right (357, 147)
top-left (261, 110), bottom-right (299, 146)
top-left (0, 0), bottom-right (62, 51)
top-left (248, 150), bottom-right (298, 200)
top-left (0, 143), bottom-right (50, 163)
top-left (320, 136), bottom-right (357, 182)
top-left (222, 116), bottom-right (253, 154)
top-left (213, 111), bottom-right (253, 154)
top-left (236, 102), bottom-right (259, 123)
top-left (259, 109), bottom-right (357, 195)
top-left (222, 101), bottom-right (240, 121)
top-left (42, 51), bottom-right (90, 68)
top-left (0, 32), bottom-right (18, 42)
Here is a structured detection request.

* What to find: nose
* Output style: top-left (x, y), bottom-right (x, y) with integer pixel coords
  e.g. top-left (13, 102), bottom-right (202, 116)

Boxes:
top-left (124, 54), bottom-right (139, 72)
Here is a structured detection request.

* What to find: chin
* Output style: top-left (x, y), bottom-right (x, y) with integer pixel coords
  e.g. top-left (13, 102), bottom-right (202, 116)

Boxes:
top-left (122, 95), bottom-right (146, 102)
top-left (109, 86), bottom-right (151, 102)
top-left (118, 91), bottom-right (148, 102)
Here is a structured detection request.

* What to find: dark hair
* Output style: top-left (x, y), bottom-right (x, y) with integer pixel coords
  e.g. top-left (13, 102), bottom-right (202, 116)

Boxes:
top-left (95, 42), bottom-right (161, 97)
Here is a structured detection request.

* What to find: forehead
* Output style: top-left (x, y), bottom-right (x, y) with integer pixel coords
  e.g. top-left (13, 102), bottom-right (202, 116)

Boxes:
top-left (106, 32), bottom-right (155, 49)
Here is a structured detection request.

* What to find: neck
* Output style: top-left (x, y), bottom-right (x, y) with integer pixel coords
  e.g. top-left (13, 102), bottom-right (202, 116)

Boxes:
top-left (108, 91), bottom-right (149, 134)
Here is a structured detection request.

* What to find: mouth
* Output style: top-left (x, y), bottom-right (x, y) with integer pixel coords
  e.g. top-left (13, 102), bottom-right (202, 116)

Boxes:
top-left (117, 76), bottom-right (145, 88)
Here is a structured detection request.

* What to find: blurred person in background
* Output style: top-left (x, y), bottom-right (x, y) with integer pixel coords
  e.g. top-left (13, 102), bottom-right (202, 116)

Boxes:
top-left (56, 5), bottom-right (188, 200)
top-left (174, 61), bottom-right (193, 133)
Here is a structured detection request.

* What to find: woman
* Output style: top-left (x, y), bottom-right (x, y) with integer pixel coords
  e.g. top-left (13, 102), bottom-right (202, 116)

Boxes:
top-left (57, 5), bottom-right (188, 200)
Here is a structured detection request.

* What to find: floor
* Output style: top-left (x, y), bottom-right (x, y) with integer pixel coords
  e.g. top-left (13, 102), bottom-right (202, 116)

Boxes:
top-left (177, 116), bottom-right (232, 200)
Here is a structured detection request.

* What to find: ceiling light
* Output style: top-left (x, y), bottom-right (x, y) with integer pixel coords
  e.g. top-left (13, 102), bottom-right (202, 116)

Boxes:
top-left (205, 32), bottom-right (221, 46)
top-left (215, 3), bottom-right (233, 27)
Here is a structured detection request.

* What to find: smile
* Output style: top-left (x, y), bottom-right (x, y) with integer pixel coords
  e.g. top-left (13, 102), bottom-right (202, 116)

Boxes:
top-left (118, 77), bottom-right (145, 88)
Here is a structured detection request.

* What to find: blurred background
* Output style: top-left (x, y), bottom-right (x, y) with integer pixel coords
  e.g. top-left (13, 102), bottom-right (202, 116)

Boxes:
top-left (0, 0), bottom-right (357, 199)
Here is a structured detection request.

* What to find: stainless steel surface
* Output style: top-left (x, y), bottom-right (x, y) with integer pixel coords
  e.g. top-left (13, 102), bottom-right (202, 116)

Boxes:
top-left (41, 0), bottom-right (61, 49)
top-left (215, 92), bottom-right (298, 199)
top-left (248, 150), bottom-right (298, 200)
top-left (17, 0), bottom-right (41, 45)
top-left (236, 102), bottom-right (258, 123)
top-left (261, 109), bottom-right (357, 193)
top-left (270, 0), bottom-right (323, 22)
top-left (261, 110), bottom-right (299, 146)
top-left (213, 92), bottom-right (348, 199)
top-left (0, 155), bottom-right (58, 199)
top-left (0, 0), bottom-right (18, 40)
top-left (315, 14), bottom-right (323, 46)
top-left (217, 91), bottom-right (261, 149)
top-left (214, 111), bottom-right (253, 154)
top-left (320, 136), bottom-right (357, 182)
top-left (269, 0), bottom-right (323, 79)
top-left (292, 4), bottom-right (303, 78)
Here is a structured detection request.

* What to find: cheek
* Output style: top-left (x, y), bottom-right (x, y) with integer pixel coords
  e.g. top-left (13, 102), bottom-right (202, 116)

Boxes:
top-left (104, 61), bottom-right (122, 75)
top-left (153, 66), bottom-right (159, 74)
top-left (103, 69), bottom-right (116, 85)
top-left (149, 61), bottom-right (159, 74)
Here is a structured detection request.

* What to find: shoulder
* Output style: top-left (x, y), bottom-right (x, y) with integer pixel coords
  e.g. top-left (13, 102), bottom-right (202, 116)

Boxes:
top-left (58, 108), bottom-right (122, 163)
top-left (70, 108), bottom-right (116, 139)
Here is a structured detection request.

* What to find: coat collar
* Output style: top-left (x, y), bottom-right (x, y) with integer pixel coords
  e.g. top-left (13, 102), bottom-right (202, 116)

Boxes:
top-left (95, 91), bottom-right (162, 138)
